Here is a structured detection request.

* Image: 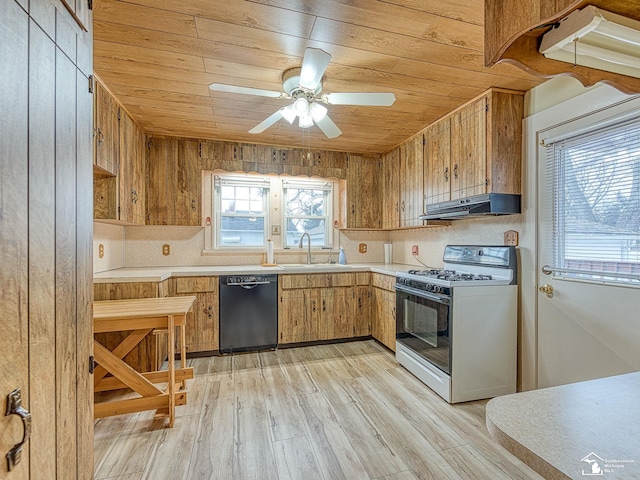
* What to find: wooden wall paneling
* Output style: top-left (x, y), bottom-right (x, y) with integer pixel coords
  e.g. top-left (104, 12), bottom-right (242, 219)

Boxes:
top-left (424, 118), bottom-right (452, 206)
top-left (27, 19), bottom-right (57, 478)
top-left (0, 1), bottom-right (29, 477)
top-left (75, 63), bottom-right (95, 480)
top-left (55, 47), bottom-right (79, 480)
top-left (381, 148), bottom-right (400, 229)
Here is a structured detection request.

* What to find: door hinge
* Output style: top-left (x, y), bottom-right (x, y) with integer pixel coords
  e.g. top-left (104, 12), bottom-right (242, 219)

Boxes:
top-left (89, 355), bottom-right (95, 374)
top-left (88, 75), bottom-right (94, 94)
top-left (485, 178), bottom-right (489, 186)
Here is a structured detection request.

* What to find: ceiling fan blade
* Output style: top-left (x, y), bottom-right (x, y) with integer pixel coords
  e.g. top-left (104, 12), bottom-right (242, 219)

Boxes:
top-left (248, 109), bottom-right (285, 134)
top-left (323, 92), bottom-right (396, 106)
top-left (315, 114), bottom-right (342, 139)
top-left (209, 83), bottom-right (287, 99)
top-left (299, 48), bottom-right (332, 91)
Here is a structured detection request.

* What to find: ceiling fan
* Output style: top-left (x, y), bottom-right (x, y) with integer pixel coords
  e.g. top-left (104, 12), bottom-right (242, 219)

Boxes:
top-left (209, 47), bottom-right (396, 139)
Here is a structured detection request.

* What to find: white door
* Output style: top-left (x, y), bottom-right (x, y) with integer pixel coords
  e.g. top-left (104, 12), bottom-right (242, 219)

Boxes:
top-left (536, 93), bottom-right (640, 388)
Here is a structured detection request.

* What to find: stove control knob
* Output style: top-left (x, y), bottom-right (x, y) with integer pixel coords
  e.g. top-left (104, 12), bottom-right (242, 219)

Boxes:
top-left (432, 285), bottom-right (441, 294)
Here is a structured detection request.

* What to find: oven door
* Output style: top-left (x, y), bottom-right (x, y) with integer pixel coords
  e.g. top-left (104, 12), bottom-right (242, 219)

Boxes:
top-left (395, 284), bottom-right (451, 375)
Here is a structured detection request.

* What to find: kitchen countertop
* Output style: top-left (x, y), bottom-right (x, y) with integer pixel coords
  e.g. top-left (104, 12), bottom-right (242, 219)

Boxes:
top-left (93, 263), bottom-right (415, 283)
top-left (486, 372), bottom-right (640, 479)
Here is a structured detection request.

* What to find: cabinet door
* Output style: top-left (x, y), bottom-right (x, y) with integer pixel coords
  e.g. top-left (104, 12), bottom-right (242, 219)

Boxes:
top-left (94, 80), bottom-right (119, 176)
top-left (372, 286), bottom-right (396, 351)
top-left (279, 289), bottom-right (319, 344)
top-left (119, 112), bottom-right (146, 224)
top-left (354, 286), bottom-right (372, 337)
top-left (450, 97), bottom-right (487, 200)
top-left (399, 136), bottom-right (424, 227)
top-left (424, 118), bottom-right (451, 206)
top-left (147, 137), bottom-right (201, 226)
top-left (186, 292), bottom-right (218, 353)
top-left (346, 155), bottom-right (381, 228)
top-left (319, 287), bottom-right (354, 340)
top-left (382, 148), bottom-right (400, 229)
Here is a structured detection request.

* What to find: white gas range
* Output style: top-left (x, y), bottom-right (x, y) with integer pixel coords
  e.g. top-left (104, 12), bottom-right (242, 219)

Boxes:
top-left (395, 245), bottom-right (518, 403)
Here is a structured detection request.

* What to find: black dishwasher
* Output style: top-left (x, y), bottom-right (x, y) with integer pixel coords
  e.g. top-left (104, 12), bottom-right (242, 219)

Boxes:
top-left (219, 275), bottom-right (278, 353)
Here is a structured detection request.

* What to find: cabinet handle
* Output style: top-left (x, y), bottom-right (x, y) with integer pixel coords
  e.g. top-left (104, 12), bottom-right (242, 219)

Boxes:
top-left (312, 301), bottom-right (317, 313)
top-left (400, 200), bottom-right (405, 212)
top-left (97, 128), bottom-right (104, 145)
top-left (322, 299), bottom-right (326, 312)
top-left (394, 202), bottom-right (398, 212)
top-left (453, 164), bottom-right (459, 179)
top-left (131, 190), bottom-right (138, 204)
top-left (5, 388), bottom-right (32, 471)
top-left (444, 167), bottom-right (449, 182)
top-left (191, 199), bottom-right (197, 212)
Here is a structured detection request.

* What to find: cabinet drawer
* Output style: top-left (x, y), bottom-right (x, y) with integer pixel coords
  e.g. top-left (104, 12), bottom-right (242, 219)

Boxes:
top-left (372, 273), bottom-right (396, 291)
top-left (175, 276), bottom-right (218, 294)
top-left (280, 273), bottom-right (355, 289)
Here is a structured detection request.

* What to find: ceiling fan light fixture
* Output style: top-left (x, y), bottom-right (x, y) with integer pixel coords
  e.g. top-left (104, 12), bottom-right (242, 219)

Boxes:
top-left (309, 102), bottom-right (328, 122)
top-left (298, 111), bottom-right (314, 128)
top-left (280, 105), bottom-right (297, 124)
top-left (293, 97), bottom-right (309, 114)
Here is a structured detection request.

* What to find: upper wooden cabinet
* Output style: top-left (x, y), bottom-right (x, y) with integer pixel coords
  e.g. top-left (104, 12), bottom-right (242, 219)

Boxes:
top-left (424, 119), bottom-right (451, 206)
top-left (399, 135), bottom-right (425, 227)
top-left (94, 79), bottom-right (146, 225)
top-left (484, 0), bottom-right (640, 93)
top-left (424, 89), bottom-right (524, 208)
top-left (381, 148), bottom-right (400, 229)
top-left (146, 138), bottom-right (201, 226)
top-left (94, 80), bottom-right (119, 176)
top-left (345, 155), bottom-right (382, 229)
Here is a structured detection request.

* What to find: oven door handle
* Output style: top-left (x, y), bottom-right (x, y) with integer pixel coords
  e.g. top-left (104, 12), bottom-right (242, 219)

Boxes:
top-left (395, 284), bottom-right (450, 305)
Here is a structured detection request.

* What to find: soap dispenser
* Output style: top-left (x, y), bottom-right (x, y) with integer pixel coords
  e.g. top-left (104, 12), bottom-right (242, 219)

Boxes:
top-left (338, 246), bottom-right (346, 265)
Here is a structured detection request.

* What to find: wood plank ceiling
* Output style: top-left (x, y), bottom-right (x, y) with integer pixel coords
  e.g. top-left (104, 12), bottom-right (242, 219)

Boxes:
top-left (93, 0), bottom-right (544, 154)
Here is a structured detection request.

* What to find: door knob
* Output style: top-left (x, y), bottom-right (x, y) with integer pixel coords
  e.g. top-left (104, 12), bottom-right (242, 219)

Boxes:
top-left (5, 388), bottom-right (32, 471)
top-left (539, 284), bottom-right (554, 297)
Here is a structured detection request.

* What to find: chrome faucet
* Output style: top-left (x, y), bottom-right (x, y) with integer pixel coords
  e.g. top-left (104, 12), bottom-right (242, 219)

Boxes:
top-left (299, 232), bottom-right (312, 264)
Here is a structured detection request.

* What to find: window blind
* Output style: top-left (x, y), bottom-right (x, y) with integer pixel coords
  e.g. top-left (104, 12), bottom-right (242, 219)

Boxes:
top-left (544, 116), bottom-right (640, 285)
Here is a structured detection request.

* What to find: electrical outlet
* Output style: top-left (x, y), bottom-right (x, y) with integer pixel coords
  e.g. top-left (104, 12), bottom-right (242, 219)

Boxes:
top-left (98, 244), bottom-right (104, 259)
top-left (162, 244), bottom-right (171, 256)
top-left (412, 245), bottom-right (419, 255)
top-left (504, 230), bottom-right (519, 246)
top-left (359, 243), bottom-right (367, 253)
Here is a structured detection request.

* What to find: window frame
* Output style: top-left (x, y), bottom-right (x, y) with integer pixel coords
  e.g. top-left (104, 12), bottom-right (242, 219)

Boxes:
top-left (213, 174), bottom-right (270, 249)
top-left (541, 109), bottom-right (640, 287)
top-left (281, 179), bottom-right (333, 249)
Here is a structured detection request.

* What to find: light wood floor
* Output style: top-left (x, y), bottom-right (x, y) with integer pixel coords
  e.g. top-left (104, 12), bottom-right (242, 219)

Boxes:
top-left (94, 340), bottom-right (542, 480)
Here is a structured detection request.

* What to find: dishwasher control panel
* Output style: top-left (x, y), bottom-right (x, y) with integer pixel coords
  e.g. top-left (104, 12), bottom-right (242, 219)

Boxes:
top-left (222, 275), bottom-right (276, 286)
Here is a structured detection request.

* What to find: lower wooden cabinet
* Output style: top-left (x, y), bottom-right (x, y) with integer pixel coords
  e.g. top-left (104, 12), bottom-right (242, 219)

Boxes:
top-left (93, 280), bottom-right (170, 372)
top-left (279, 288), bottom-right (319, 344)
top-left (172, 276), bottom-right (219, 353)
top-left (371, 273), bottom-right (396, 351)
top-left (279, 272), bottom-right (373, 344)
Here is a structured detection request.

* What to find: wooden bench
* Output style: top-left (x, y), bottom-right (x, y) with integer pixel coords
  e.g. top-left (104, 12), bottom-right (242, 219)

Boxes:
top-left (93, 296), bottom-right (196, 427)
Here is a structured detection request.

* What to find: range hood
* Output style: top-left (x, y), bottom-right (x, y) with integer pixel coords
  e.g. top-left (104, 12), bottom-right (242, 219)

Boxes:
top-left (419, 193), bottom-right (521, 220)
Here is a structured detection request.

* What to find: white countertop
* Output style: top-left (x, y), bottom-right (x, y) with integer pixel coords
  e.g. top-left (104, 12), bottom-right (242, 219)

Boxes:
top-left (93, 263), bottom-right (415, 283)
